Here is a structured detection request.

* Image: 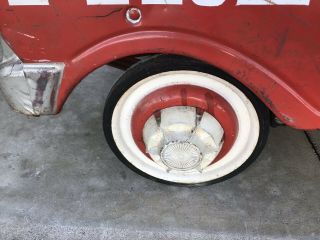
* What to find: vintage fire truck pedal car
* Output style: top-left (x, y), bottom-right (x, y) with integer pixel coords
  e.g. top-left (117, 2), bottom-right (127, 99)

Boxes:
top-left (0, 0), bottom-right (319, 185)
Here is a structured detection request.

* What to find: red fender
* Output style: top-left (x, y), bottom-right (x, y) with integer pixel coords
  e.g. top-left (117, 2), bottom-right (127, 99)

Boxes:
top-left (58, 31), bottom-right (320, 129)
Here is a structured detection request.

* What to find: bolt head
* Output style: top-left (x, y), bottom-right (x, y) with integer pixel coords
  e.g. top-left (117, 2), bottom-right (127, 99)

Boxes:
top-left (126, 8), bottom-right (142, 24)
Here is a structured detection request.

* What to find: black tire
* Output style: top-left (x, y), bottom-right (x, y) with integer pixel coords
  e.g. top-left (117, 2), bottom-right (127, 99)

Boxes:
top-left (103, 54), bottom-right (270, 186)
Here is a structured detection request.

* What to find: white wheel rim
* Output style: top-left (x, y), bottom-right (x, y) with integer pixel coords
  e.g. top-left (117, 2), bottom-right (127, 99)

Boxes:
top-left (112, 71), bottom-right (260, 184)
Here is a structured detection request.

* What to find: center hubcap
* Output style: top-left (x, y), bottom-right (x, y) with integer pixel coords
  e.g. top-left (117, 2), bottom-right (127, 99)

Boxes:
top-left (161, 142), bottom-right (202, 170)
top-left (142, 106), bottom-right (225, 172)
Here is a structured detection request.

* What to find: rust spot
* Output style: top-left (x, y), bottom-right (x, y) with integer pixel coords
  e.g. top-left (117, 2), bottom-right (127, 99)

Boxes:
top-left (234, 69), bottom-right (249, 82)
top-left (180, 88), bottom-right (188, 106)
top-left (205, 92), bottom-right (215, 116)
top-left (313, 55), bottom-right (320, 74)
top-left (276, 28), bottom-right (289, 57)
top-left (259, 90), bottom-right (274, 109)
top-left (32, 71), bottom-right (50, 110)
top-left (49, 72), bottom-right (61, 112)
top-left (281, 114), bottom-right (294, 123)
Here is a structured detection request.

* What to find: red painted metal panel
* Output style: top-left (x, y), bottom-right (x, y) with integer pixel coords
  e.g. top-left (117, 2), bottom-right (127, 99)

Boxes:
top-left (0, 0), bottom-right (319, 129)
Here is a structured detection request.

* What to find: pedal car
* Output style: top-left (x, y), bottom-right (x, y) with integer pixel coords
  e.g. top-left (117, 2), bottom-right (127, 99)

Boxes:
top-left (0, 0), bottom-right (318, 185)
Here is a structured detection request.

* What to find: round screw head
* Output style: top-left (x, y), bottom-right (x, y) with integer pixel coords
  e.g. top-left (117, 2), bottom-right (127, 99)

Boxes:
top-left (126, 8), bottom-right (142, 24)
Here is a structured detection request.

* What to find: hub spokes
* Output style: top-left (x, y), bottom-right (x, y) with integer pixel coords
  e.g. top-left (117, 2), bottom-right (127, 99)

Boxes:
top-left (143, 106), bottom-right (224, 172)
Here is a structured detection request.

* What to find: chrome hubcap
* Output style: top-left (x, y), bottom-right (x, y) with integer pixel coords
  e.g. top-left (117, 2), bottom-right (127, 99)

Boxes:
top-left (161, 142), bottom-right (202, 171)
top-left (143, 106), bottom-right (224, 172)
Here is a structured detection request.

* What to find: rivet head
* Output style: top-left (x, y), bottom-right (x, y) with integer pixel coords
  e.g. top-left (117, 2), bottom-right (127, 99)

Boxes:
top-left (126, 8), bottom-right (142, 25)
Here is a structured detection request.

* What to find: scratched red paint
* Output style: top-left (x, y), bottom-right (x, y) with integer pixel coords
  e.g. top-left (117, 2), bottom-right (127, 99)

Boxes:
top-left (0, 0), bottom-right (319, 129)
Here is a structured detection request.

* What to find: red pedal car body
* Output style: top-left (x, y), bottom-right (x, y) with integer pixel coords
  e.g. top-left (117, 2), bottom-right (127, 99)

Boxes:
top-left (0, 0), bottom-right (319, 185)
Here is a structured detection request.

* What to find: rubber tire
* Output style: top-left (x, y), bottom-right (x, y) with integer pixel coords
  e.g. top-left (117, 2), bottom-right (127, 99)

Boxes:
top-left (103, 55), bottom-right (270, 186)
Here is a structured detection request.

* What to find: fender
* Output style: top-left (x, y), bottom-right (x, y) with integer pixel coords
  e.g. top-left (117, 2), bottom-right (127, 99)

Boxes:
top-left (58, 30), bottom-right (320, 129)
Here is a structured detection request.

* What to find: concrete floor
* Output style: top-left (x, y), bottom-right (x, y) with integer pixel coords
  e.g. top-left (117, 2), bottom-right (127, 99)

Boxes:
top-left (0, 66), bottom-right (319, 240)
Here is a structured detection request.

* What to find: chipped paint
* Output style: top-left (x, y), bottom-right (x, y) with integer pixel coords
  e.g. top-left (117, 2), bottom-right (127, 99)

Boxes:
top-left (15, 32), bottom-right (37, 39)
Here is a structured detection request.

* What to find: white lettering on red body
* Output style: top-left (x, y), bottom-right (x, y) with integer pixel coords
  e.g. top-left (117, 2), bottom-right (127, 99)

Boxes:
top-left (7, 0), bottom-right (311, 6)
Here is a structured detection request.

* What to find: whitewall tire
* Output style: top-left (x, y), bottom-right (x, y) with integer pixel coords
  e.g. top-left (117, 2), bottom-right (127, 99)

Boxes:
top-left (103, 55), bottom-right (269, 186)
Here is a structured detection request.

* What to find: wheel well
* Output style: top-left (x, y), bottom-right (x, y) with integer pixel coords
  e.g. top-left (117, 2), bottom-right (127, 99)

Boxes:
top-left (107, 54), bottom-right (155, 70)
top-left (57, 30), bottom-right (320, 129)
top-left (106, 53), bottom-right (277, 125)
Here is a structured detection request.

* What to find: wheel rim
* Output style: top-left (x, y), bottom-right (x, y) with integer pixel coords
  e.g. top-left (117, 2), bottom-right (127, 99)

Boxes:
top-left (131, 84), bottom-right (238, 166)
top-left (112, 71), bottom-right (260, 184)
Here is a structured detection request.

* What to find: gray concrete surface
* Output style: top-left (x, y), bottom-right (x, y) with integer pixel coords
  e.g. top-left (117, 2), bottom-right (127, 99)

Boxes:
top-left (0, 66), bottom-right (319, 240)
